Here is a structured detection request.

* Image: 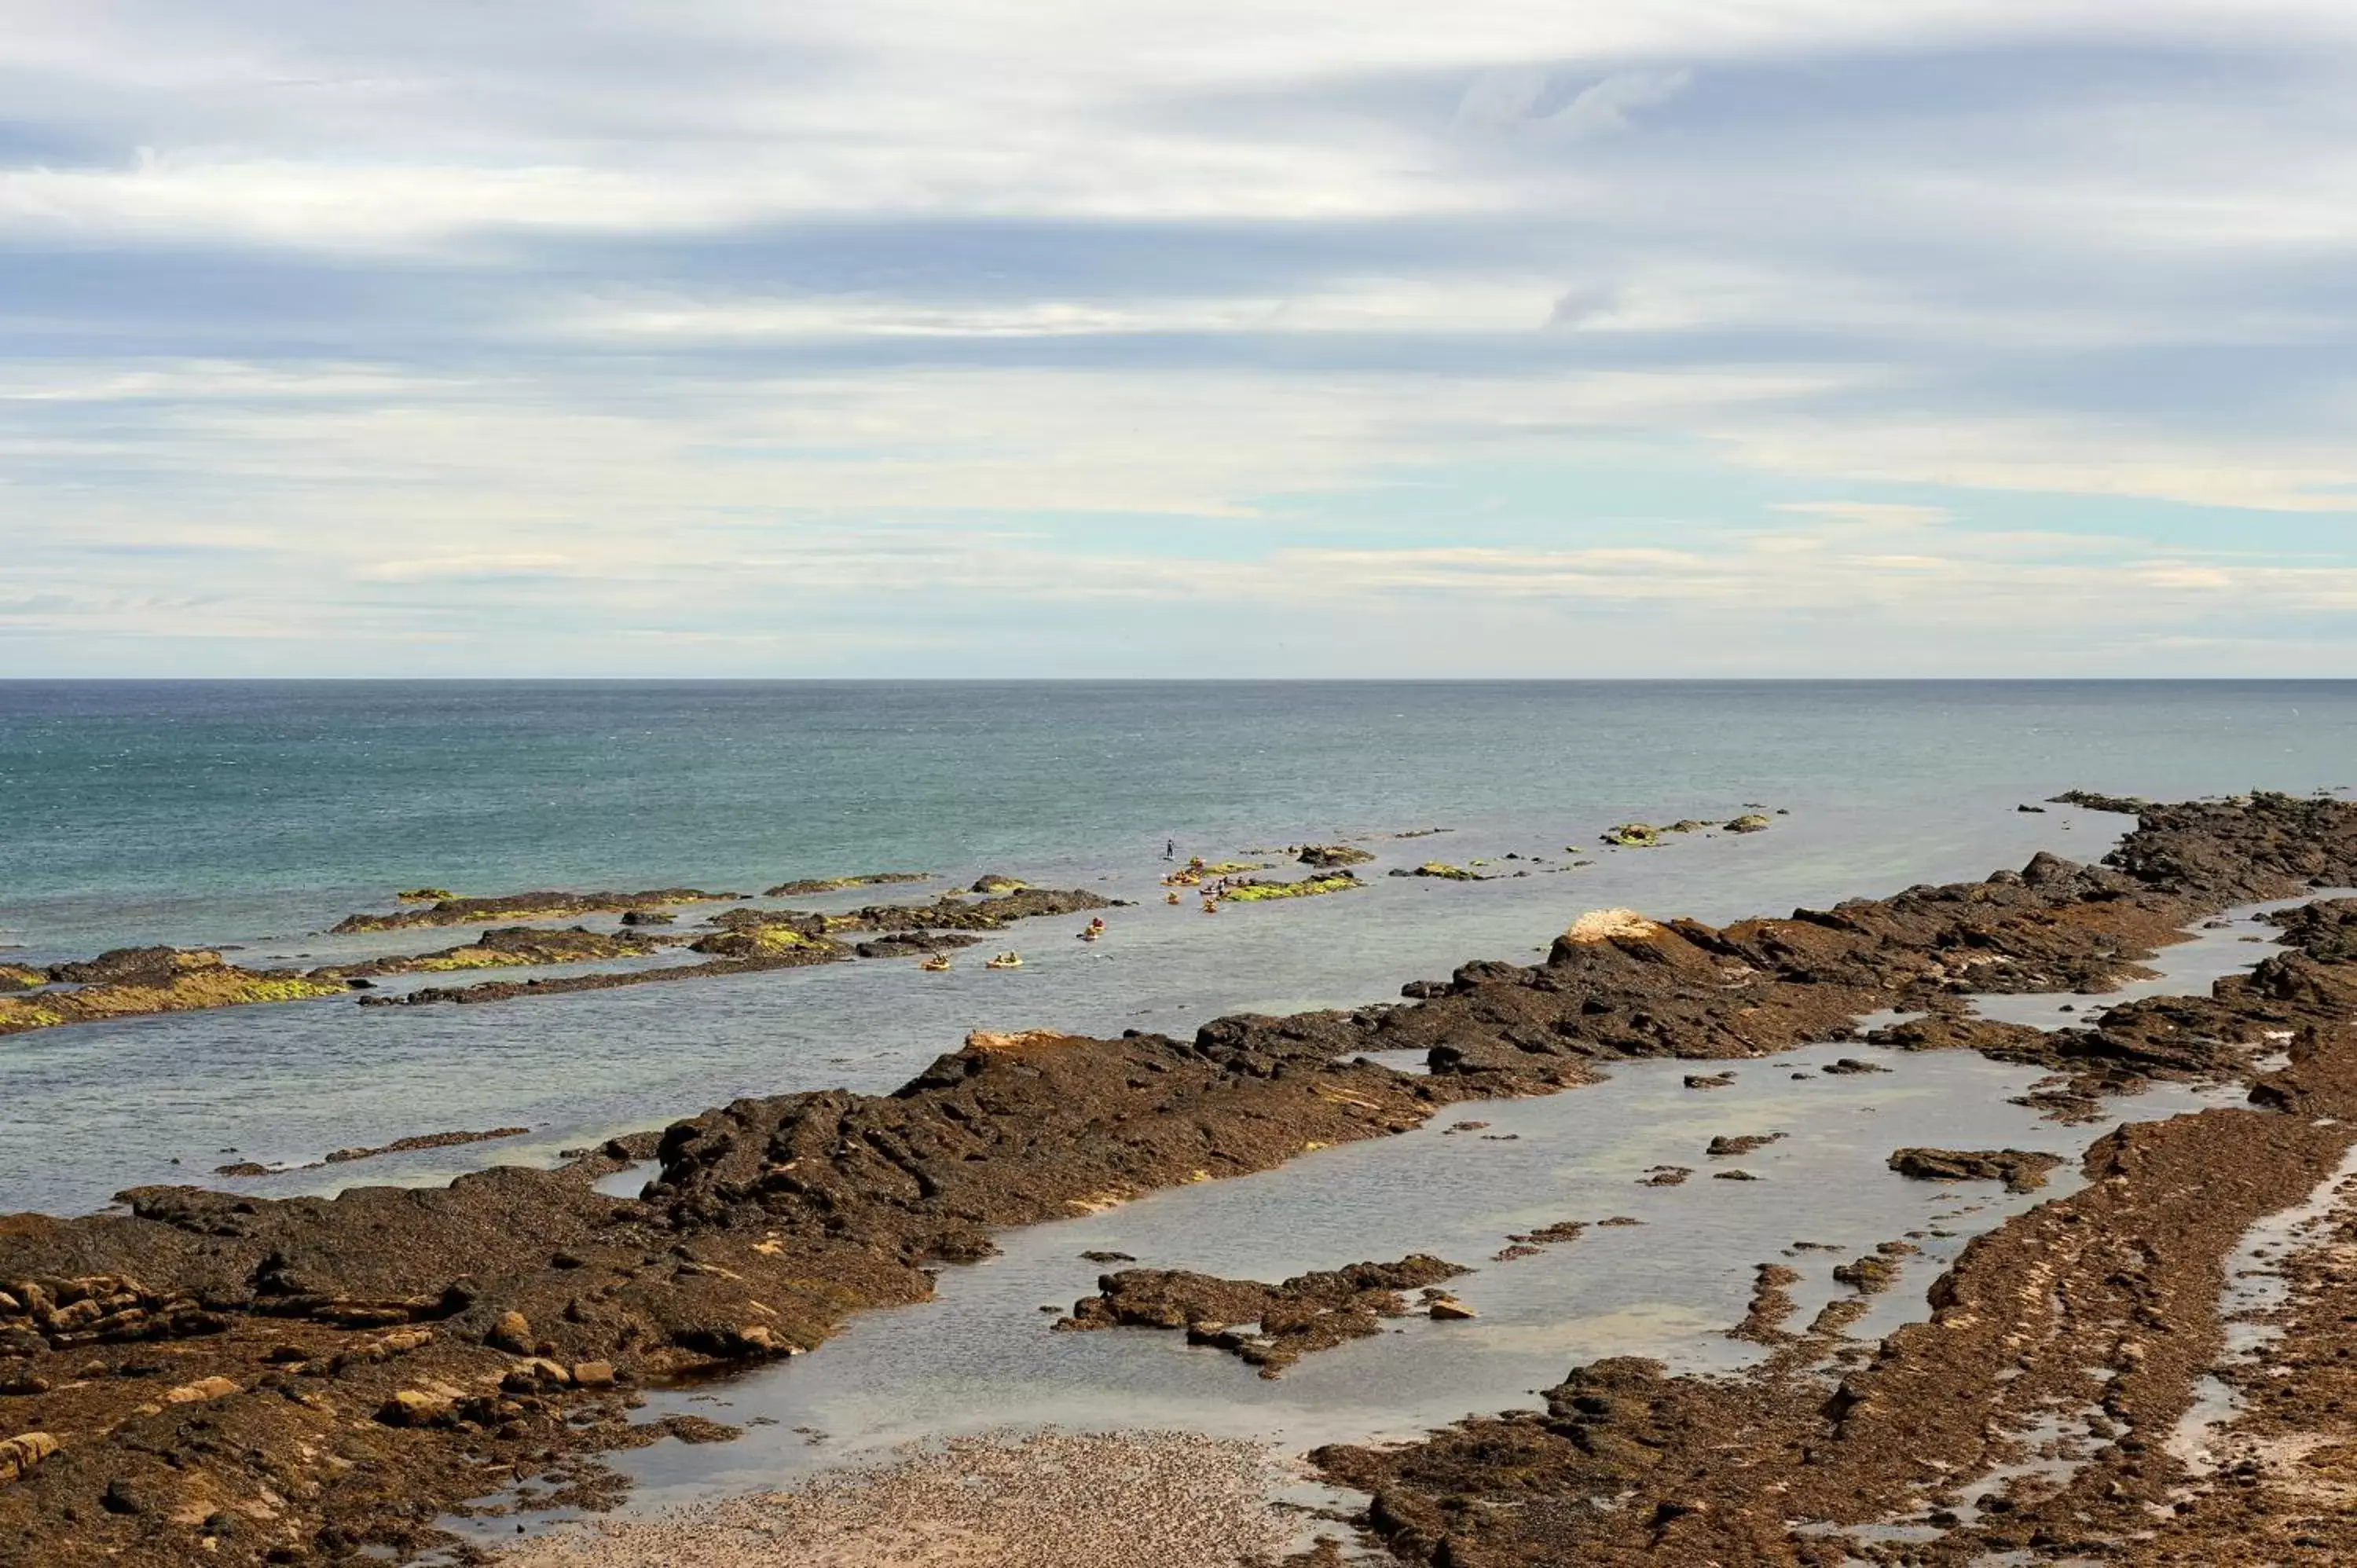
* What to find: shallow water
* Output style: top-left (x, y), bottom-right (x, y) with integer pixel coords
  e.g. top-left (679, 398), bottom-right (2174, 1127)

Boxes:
top-left (443, 1048), bottom-right (2230, 1548)
top-left (1967, 892), bottom-right (2351, 1033)
top-left (7, 793), bottom-right (2129, 1214)
top-left (2166, 1141), bottom-right (2357, 1479)
top-left (438, 888), bottom-right (2294, 1548)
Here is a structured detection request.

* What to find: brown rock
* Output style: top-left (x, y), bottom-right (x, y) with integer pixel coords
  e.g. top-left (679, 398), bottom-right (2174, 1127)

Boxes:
top-left (486, 1310), bottom-right (533, 1354)
top-left (0, 1431), bottom-right (58, 1486)
top-left (1886, 1147), bottom-right (2065, 1193)
top-left (379, 1390), bottom-right (452, 1427)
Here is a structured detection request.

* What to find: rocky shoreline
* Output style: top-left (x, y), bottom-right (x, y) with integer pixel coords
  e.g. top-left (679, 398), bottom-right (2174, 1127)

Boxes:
top-left (5, 793), bottom-right (2357, 1564)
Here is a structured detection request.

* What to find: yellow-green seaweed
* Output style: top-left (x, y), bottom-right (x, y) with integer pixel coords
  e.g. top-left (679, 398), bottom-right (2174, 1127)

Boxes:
top-left (1221, 873), bottom-right (1362, 902)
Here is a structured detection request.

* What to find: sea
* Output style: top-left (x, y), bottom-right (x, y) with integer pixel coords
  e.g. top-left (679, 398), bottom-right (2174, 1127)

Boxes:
top-left (4, 679), bottom-right (2355, 1218)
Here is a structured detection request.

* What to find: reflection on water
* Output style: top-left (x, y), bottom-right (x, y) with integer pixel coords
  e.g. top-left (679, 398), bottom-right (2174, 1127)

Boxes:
top-left (456, 1046), bottom-right (2226, 1542)
top-left (590, 1160), bottom-right (662, 1200)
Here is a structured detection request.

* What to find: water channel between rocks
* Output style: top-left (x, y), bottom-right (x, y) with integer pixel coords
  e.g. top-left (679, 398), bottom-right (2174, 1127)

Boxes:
top-left (450, 896), bottom-right (2317, 1554)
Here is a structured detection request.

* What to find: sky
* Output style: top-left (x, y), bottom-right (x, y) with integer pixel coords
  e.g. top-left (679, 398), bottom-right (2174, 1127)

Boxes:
top-left (5, 1), bottom-right (2357, 677)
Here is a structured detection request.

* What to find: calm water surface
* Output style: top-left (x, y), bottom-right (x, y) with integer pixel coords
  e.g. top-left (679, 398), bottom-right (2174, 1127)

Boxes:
top-left (3, 680), bottom-right (2352, 1214)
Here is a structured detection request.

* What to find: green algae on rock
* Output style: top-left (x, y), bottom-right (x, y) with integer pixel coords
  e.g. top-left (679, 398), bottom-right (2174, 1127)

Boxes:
top-left (764, 872), bottom-right (931, 898)
top-left (1600, 822), bottom-right (1662, 848)
top-left (848, 886), bottom-right (1116, 932)
top-left (1298, 844), bottom-right (1375, 867)
top-left (688, 923), bottom-right (849, 961)
top-left (3, 929), bottom-right (678, 1038)
top-left (1220, 871), bottom-right (1364, 902)
top-left (324, 925), bottom-right (666, 980)
top-left (1393, 862), bottom-right (1483, 881)
top-left (330, 888), bottom-right (747, 934)
top-left (0, 951), bottom-right (346, 1037)
top-left (1725, 812), bottom-right (1773, 833)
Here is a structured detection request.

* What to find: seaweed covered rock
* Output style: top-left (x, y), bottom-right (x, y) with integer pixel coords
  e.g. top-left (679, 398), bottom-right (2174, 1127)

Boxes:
top-left (332, 888), bottom-right (745, 934)
top-left (688, 923), bottom-right (847, 961)
top-left (328, 925), bottom-right (662, 980)
top-left (764, 872), bottom-right (929, 897)
top-left (0, 952), bottom-right (343, 1038)
top-left (849, 886), bottom-right (1116, 932)
top-left (1222, 872), bottom-right (1362, 902)
top-left (49, 948), bottom-right (190, 986)
top-left (1391, 863), bottom-right (1482, 881)
top-left (1299, 844), bottom-right (1375, 868)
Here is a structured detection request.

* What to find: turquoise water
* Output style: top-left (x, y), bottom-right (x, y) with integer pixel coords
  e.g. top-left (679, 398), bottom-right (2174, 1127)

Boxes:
top-left (2, 680), bottom-right (2355, 1215)
top-left (8, 679), bottom-right (2355, 954)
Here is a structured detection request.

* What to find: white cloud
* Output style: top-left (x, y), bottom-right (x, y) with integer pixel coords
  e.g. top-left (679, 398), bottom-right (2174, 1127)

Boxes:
top-left (1541, 69), bottom-right (1695, 139)
top-left (8, 2), bottom-right (2357, 672)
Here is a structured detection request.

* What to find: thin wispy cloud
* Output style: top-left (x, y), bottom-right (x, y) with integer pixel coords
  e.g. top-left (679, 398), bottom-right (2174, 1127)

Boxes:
top-left (2, 2), bottom-right (2355, 674)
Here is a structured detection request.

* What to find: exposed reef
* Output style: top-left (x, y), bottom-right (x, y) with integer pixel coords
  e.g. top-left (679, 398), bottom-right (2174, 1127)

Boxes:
top-left (1054, 1255), bottom-right (1468, 1376)
top-left (330, 890), bottom-right (746, 935)
top-left (0, 951), bottom-right (346, 1038)
top-left (6, 793), bottom-right (2357, 1563)
top-left (1886, 1145), bottom-right (2065, 1192)
top-left (10, 887), bottom-right (1120, 1034)
top-left (1220, 871), bottom-right (1363, 902)
top-left (326, 926), bottom-right (666, 980)
top-left (214, 1129), bottom-right (534, 1179)
top-left (761, 872), bottom-right (929, 898)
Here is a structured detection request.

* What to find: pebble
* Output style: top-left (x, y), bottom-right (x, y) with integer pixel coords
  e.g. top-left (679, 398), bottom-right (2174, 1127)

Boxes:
top-left (498, 1429), bottom-right (1300, 1566)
